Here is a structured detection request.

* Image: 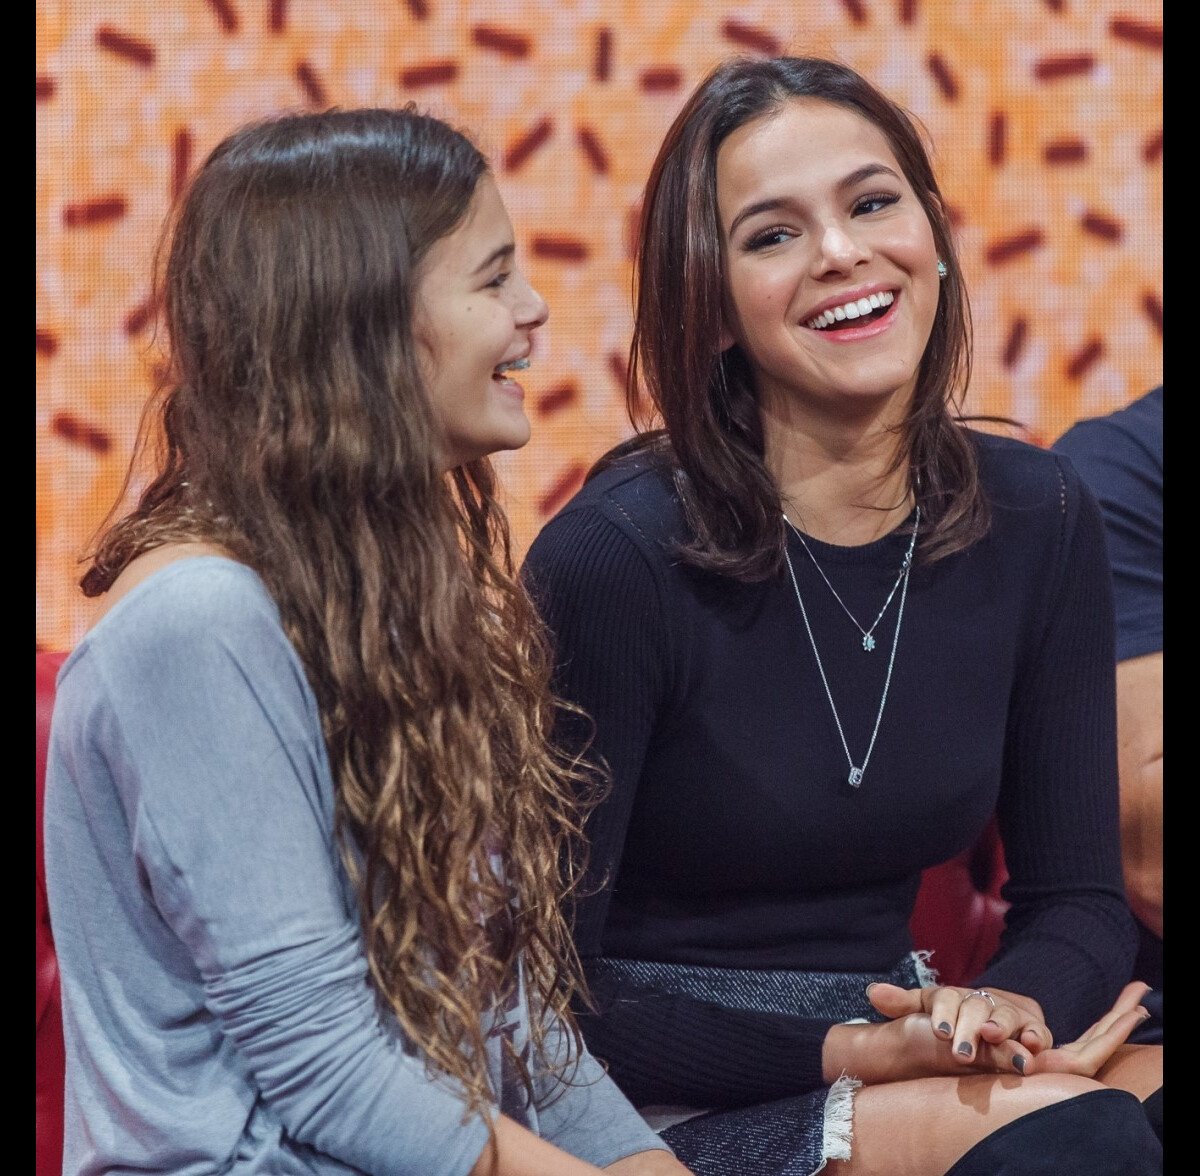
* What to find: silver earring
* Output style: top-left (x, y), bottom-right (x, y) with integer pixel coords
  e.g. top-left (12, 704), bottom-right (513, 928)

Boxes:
top-left (937, 260), bottom-right (948, 279)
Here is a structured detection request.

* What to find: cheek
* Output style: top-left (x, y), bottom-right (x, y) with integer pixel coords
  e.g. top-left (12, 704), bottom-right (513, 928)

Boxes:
top-left (896, 219), bottom-right (939, 274)
top-left (728, 267), bottom-right (784, 329)
top-left (412, 308), bottom-right (446, 373)
top-left (411, 330), bottom-right (439, 389)
top-left (891, 226), bottom-right (940, 310)
top-left (490, 299), bottom-right (520, 339)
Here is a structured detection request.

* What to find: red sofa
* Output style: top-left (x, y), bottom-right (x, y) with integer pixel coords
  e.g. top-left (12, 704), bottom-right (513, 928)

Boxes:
top-left (911, 821), bottom-right (1009, 986)
top-left (33, 648), bottom-right (1009, 1167)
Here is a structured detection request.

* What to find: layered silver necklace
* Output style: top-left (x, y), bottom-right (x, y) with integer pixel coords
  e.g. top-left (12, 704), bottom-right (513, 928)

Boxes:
top-left (781, 506), bottom-right (920, 789)
top-left (784, 514), bottom-right (913, 651)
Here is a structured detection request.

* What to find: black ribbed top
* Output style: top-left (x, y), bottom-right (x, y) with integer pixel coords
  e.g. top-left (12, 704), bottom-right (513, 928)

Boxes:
top-left (523, 430), bottom-right (1136, 1108)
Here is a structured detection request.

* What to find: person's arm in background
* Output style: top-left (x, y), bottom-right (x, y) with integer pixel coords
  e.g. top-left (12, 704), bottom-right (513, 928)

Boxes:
top-left (1115, 651), bottom-right (1162, 938)
top-left (1052, 389), bottom-right (1163, 943)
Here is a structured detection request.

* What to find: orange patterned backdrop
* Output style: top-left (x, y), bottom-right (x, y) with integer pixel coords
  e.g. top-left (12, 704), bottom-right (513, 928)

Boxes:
top-left (36, 1), bottom-right (1163, 652)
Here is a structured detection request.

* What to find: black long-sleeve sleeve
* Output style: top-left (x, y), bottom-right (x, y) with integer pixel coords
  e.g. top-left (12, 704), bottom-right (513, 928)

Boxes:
top-left (526, 505), bottom-right (837, 1105)
top-left (974, 455), bottom-right (1137, 1039)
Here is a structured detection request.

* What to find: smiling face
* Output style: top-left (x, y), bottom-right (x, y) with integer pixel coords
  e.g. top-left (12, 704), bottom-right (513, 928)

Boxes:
top-left (717, 98), bottom-right (941, 425)
top-left (415, 174), bottom-right (549, 470)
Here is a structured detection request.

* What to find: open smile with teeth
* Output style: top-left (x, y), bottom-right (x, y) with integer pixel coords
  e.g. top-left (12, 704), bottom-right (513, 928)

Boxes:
top-left (805, 290), bottom-right (895, 331)
top-left (492, 355), bottom-right (530, 379)
top-left (493, 358), bottom-right (530, 376)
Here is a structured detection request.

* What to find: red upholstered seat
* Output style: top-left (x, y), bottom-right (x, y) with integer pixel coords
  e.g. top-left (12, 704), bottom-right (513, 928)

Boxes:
top-left (910, 822), bottom-right (1010, 987)
top-left (37, 650), bottom-right (68, 1176)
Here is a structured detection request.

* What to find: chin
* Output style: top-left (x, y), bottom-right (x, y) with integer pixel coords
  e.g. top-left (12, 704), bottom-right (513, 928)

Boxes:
top-left (454, 429), bottom-right (531, 466)
top-left (488, 434), bottom-right (531, 457)
top-left (834, 366), bottom-right (921, 403)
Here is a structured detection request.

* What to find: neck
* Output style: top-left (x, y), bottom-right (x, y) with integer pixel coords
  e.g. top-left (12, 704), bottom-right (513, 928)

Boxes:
top-left (764, 412), bottom-right (912, 546)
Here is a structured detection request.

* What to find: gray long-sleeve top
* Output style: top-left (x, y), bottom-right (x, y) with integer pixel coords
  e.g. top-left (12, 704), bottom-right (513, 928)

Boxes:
top-left (43, 555), bottom-right (666, 1175)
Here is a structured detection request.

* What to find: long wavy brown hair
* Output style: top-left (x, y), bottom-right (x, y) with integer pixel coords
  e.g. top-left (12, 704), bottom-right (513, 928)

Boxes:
top-left (606, 55), bottom-right (991, 581)
top-left (81, 106), bottom-right (599, 1122)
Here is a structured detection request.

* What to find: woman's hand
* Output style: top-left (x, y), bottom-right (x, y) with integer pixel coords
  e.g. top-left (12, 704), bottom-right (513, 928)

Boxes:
top-left (833, 981), bottom-right (1152, 1081)
top-left (866, 981), bottom-right (1052, 1067)
top-left (1022, 982), bottom-right (1154, 1079)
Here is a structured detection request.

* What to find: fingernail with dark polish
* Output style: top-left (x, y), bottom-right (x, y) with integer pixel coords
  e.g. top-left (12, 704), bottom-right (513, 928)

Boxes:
top-left (1013, 1055), bottom-right (1026, 1074)
top-left (956, 1042), bottom-right (973, 1057)
top-left (937, 1022), bottom-right (952, 1036)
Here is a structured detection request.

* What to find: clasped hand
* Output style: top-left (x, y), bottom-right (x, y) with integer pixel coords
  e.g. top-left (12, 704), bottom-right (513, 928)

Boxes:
top-left (864, 979), bottom-right (1151, 1079)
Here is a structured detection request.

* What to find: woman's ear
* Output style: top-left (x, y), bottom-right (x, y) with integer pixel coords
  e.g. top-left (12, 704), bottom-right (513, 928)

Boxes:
top-left (718, 324), bottom-right (736, 353)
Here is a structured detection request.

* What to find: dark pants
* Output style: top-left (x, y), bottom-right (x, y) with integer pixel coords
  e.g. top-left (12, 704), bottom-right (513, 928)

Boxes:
top-left (946, 1088), bottom-right (1162, 1176)
top-left (1129, 924), bottom-right (1163, 1046)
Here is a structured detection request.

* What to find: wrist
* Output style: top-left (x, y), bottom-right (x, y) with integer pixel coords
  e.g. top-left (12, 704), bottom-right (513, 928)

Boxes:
top-left (822, 1021), bottom-right (872, 1084)
top-left (823, 1016), bottom-right (941, 1085)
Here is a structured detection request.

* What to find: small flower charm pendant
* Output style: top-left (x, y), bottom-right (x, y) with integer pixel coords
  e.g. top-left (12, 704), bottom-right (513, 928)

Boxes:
top-left (848, 767), bottom-right (864, 788)
top-left (862, 634), bottom-right (876, 651)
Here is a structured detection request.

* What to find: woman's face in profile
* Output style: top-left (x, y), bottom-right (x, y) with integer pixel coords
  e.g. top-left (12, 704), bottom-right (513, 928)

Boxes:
top-left (715, 97), bottom-right (940, 423)
top-left (414, 175), bottom-right (549, 470)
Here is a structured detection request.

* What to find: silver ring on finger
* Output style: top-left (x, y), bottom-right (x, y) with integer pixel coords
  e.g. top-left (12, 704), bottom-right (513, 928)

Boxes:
top-left (964, 989), bottom-right (997, 1011)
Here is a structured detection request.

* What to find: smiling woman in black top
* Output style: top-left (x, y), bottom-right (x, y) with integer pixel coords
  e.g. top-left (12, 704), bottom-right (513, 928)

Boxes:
top-left (524, 55), bottom-right (1163, 1176)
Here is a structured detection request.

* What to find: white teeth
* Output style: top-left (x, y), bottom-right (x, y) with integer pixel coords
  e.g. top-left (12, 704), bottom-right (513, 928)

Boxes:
top-left (805, 290), bottom-right (895, 330)
top-left (494, 358), bottom-right (530, 374)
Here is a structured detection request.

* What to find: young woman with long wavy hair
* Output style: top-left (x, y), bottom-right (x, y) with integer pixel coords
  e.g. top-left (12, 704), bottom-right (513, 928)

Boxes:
top-left (43, 106), bottom-right (690, 1176)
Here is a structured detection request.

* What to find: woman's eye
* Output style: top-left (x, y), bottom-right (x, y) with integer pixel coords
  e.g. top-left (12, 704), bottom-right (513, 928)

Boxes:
top-left (855, 192), bottom-right (901, 215)
top-left (486, 270), bottom-right (511, 289)
top-left (745, 228), bottom-right (794, 251)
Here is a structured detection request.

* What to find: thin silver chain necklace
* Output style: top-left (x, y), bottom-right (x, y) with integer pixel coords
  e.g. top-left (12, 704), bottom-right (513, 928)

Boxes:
top-left (781, 506), bottom-right (919, 789)
top-left (783, 513), bottom-right (915, 651)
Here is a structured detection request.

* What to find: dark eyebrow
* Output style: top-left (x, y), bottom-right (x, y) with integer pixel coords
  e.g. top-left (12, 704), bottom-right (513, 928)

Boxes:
top-left (470, 242), bottom-right (515, 277)
top-left (727, 164), bottom-right (904, 237)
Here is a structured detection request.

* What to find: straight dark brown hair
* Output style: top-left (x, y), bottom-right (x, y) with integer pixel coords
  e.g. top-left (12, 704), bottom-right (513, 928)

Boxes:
top-left (607, 55), bottom-right (988, 580)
